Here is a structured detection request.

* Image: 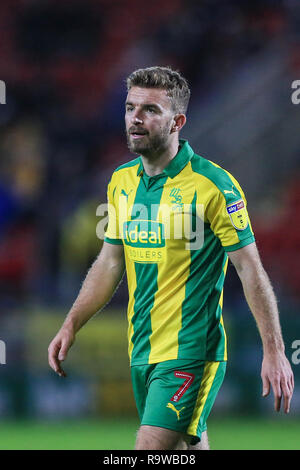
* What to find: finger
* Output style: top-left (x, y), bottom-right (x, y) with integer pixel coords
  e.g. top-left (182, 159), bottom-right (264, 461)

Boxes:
top-left (287, 373), bottom-right (294, 411)
top-left (261, 375), bottom-right (270, 397)
top-left (48, 342), bottom-right (60, 371)
top-left (57, 367), bottom-right (67, 378)
top-left (48, 342), bottom-right (67, 377)
top-left (58, 339), bottom-right (70, 361)
top-left (287, 371), bottom-right (294, 401)
top-left (50, 357), bottom-right (67, 377)
top-left (271, 378), bottom-right (282, 412)
top-left (274, 393), bottom-right (282, 412)
top-left (287, 375), bottom-right (294, 395)
top-left (281, 379), bottom-right (291, 414)
top-left (291, 372), bottom-right (295, 391)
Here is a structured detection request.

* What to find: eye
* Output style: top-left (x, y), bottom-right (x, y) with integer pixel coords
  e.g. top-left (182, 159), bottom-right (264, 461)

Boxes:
top-left (126, 105), bottom-right (134, 112)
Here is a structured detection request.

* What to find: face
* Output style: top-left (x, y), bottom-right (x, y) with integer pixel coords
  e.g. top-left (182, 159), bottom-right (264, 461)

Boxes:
top-left (125, 87), bottom-right (175, 157)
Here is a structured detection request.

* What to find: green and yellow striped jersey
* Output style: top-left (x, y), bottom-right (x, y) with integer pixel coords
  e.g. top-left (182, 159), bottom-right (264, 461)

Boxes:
top-left (104, 139), bottom-right (255, 365)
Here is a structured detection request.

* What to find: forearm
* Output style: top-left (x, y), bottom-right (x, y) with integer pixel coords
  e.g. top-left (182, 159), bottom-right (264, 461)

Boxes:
top-left (238, 262), bottom-right (285, 355)
top-left (229, 244), bottom-right (293, 413)
top-left (62, 250), bottom-right (125, 334)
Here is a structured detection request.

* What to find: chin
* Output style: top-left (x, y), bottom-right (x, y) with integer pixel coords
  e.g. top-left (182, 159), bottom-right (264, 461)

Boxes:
top-left (129, 143), bottom-right (150, 155)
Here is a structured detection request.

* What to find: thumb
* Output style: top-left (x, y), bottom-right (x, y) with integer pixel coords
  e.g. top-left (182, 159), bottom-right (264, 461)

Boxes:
top-left (262, 375), bottom-right (270, 397)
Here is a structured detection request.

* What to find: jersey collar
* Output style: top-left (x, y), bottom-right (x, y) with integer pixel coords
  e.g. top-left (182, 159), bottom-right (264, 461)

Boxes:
top-left (136, 139), bottom-right (194, 179)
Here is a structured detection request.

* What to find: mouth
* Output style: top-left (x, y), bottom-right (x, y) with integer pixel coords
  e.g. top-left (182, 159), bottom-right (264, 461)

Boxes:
top-left (131, 134), bottom-right (146, 140)
top-left (129, 130), bottom-right (148, 140)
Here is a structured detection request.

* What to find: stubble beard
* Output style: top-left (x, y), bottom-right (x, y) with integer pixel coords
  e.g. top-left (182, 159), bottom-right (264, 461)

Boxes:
top-left (126, 125), bottom-right (171, 159)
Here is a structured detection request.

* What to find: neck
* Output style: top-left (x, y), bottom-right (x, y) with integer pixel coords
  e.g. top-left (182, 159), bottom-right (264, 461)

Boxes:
top-left (141, 138), bottom-right (180, 176)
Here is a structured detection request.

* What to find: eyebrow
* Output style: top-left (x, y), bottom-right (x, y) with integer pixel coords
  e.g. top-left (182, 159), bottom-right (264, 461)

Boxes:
top-left (125, 101), bottom-right (162, 110)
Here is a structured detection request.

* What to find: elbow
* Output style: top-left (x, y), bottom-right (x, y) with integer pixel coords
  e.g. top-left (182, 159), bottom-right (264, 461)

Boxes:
top-left (235, 260), bottom-right (266, 286)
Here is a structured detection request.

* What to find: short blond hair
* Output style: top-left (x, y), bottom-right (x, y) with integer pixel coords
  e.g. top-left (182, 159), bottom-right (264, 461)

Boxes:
top-left (126, 66), bottom-right (191, 114)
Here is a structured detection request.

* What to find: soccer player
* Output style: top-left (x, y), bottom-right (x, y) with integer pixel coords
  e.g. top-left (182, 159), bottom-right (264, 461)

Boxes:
top-left (48, 66), bottom-right (294, 450)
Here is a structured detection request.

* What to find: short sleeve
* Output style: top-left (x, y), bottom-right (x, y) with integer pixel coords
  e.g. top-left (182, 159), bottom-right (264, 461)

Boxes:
top-left (104, 176), bottom-right (123, 245)
top-left (206, 179), bottom-right (255, 252)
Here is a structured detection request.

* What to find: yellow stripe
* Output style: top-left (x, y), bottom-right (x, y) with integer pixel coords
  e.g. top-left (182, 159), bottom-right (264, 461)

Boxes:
top-left (187, 361), bottom-right (220, 436)
top-left (112, 166), bottom-right (140, 361)
top-left (219, 257), bottom-right (228, 360)
top-left (148, 164), bottom-right (195, 363)
top-left (220, 315), bottom-right (227, 361)
top-left (126, 250), bottom-right (137, 361)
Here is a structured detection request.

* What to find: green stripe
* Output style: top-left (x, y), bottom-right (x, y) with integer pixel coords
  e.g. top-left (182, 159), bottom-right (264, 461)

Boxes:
top-left (191, 155), bottom-right (242, 200)
top-left (113, 158), bottom-right (140, 172)
top-left (131, 261), bottom-right (158, 364)
top-left (205, 256), bottom-right (228, 360)
top-left (104, 236), bottom-right (123, 245)
top-left (178, 221), bottom-right (226, 360)
top-left (224, 235), bottom-right (255, 252)
top-left (197, 361), bottom-right (227, 434)
top-left (130, 174), bottom-right (168, 365)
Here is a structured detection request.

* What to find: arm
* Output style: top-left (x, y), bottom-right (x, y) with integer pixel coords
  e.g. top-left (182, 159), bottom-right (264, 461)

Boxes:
top-left (228, 242), bottom-right (294, 413)
top-left (48, 241), bottom-right (125, 377)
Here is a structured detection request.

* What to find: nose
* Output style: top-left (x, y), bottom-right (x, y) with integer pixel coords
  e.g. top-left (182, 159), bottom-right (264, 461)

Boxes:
top-left (131, 109), bottom-right (143, 124)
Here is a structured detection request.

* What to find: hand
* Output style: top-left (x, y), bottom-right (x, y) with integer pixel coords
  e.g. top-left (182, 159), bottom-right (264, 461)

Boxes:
top-left (261, 352), bottom-right (294, 413)
top-left (48, 326), bottom-right (75, 377)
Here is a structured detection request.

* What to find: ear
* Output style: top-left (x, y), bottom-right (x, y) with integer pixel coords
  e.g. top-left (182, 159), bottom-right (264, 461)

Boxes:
top-left (171, 114), bottom-right (187, 133)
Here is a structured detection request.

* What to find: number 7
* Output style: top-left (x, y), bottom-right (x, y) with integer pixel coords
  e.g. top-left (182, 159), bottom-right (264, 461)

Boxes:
top-left (171, 371), bottom-right (195, 402)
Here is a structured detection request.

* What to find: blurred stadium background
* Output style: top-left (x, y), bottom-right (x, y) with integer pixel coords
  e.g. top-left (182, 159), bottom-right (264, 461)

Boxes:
top-left (0, 0), bottom-right (300, 450)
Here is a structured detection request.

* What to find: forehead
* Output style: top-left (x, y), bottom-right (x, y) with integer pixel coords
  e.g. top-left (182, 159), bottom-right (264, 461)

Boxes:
top-left (126, 86), bottom-right (172, 109)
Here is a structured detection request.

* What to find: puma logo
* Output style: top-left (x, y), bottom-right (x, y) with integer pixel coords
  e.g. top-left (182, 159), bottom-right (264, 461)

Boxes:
top-left (121, 189), bottom-right (133, 200)
top-left (224, 186), bottom-right (236, 196)
top-left (166, 402), bottom-right (185, 420)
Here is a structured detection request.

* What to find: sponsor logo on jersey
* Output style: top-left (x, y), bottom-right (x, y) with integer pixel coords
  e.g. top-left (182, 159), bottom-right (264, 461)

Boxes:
top-left (123, 220), bottom-right (165, 248)
top-left (226, 199), bottom-right (248, 230)
top-left (123, 220), bottom-right (166, 263)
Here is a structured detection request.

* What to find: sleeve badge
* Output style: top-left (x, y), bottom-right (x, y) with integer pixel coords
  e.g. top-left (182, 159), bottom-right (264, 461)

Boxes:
top-left (226, 199), bottom-right (248, 230)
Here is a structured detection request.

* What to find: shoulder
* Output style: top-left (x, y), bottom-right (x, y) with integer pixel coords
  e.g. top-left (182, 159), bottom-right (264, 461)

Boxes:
top-left (113, 157), bottom-right (141, 173)
top-left (190, 152), bottom-right (245, 203)
top-left (108, 157), bottom-right (141, 184)
top-left (191, 153), bottom-right (234, 190)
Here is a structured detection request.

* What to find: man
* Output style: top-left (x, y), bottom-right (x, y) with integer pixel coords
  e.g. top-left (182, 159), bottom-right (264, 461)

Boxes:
top-left (48, 66), bottom-right (294, 450)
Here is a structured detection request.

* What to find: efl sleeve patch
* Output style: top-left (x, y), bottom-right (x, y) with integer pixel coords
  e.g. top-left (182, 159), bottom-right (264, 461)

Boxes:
top-left (226, 199), bottom-right (248, 230)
